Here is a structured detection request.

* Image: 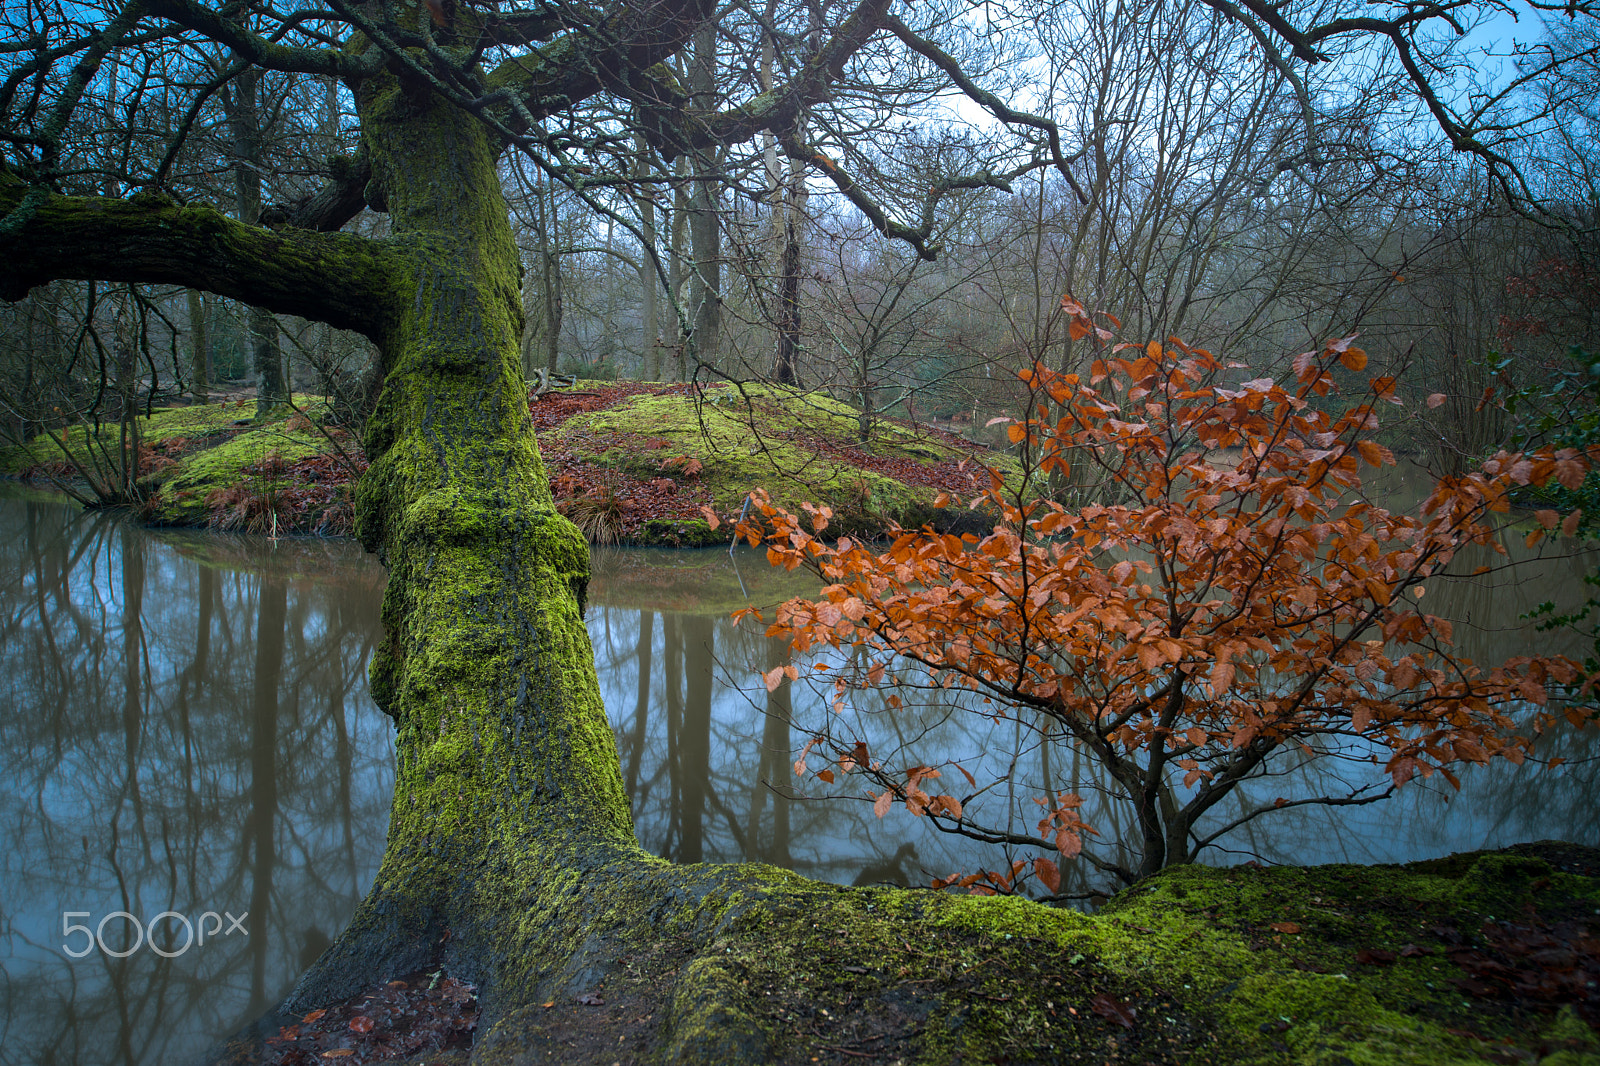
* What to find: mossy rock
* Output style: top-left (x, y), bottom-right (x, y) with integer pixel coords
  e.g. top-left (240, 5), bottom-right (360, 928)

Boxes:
top-left (587, 544), bottom-right (820, 613)
top-left (1060, 841), bottom-right (1600, 1065)
top-left (637, 516), bottom-right (722, 548)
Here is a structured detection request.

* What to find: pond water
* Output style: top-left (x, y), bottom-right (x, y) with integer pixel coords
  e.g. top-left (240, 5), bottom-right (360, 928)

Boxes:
top-left (0, 479), bottom-right (1595, 1065)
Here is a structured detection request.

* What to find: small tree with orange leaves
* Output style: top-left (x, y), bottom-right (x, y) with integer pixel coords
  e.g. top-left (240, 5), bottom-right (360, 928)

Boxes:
top-left (725, 303), bottom-right (1598, 893)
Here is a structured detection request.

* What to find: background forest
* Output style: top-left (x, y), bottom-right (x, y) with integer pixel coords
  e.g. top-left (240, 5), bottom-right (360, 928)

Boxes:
top-left (1, 0), bottom-right (1596, 465)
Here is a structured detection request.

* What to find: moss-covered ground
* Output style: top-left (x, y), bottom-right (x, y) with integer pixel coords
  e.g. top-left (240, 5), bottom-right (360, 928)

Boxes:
top-left (538, 381), bottom-right (1010, 545)
top-left (1, 382), bottom-right (1012, 543)
top-left (661, 840), bottom-right (1598, 1065)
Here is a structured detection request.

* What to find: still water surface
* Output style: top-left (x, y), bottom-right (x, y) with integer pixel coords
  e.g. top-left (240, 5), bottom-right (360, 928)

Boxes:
top-left (0, 483), bottom-right (1595, 1065)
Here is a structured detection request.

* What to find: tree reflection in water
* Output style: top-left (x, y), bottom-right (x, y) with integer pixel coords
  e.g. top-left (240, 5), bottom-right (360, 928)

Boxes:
top-left (0, 489), bottom-right (392, 1066)
top-left (588, 532), bottom-right (1600, 903)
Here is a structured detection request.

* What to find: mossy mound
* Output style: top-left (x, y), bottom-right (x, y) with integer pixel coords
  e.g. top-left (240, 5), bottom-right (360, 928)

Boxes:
top-left (537, 380), bottom-right (1013, 545)
top-left (563, 384), bottom-right (979, 520)
top-left (671, 841), bottom-right (1598, 1065)
top-left (1, 399), bottom-right (361, 534)
top-left (150, 417), bottom-right (350, 528)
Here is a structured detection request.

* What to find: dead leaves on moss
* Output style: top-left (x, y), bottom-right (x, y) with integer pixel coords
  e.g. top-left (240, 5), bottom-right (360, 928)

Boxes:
top-left (262, 972), bottom-right (476, 1064)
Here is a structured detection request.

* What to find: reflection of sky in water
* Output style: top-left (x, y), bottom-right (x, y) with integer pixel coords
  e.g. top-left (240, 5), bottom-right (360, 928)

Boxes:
top-left (2, 480), bottom-right (1596, 1064)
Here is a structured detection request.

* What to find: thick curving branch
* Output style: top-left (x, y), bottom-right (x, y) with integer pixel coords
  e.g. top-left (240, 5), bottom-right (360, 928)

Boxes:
top-left (0, 174), bottom-right (404, 341)
top-left (478, 0), bottom-right (713, 138)
top-left (260, 151), bottom-right (375, 232)
top-left (141, 0), bottom-right (383, 78)
top-left (691, 0), bottom-right (892, 147)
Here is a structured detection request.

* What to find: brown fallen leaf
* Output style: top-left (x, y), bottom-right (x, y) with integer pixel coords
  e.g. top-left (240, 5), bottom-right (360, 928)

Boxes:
top-left (1270, 921), bottom-right (1301, 934)
top-left (1090, 992), bottom-right (1136, 1029)
top-left (348, 1015), bottom-right (374, 1033)
top-left (1355, 948), bottom-right (1395, 966)
top-left (320, 1052), bottom-right (354, 1059)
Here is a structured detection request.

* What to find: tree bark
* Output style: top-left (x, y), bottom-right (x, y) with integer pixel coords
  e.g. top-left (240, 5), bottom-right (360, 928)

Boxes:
top-left (634, 136), bottom-right (663, 380)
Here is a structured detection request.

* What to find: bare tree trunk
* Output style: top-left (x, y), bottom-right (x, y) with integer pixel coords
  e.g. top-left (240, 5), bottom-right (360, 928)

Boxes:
top-left (226, 67), bottom-right (287, 418)
top-left (686, 21), bottom-right (722, 375)
top-left (669, 153), bottom-right (691, 380)
top-left (113, 297), bottom-right (139, 499)
top-left (765, 2), bottom-right (810, 386)
top-left (634, 137), bottom-right (662, 380)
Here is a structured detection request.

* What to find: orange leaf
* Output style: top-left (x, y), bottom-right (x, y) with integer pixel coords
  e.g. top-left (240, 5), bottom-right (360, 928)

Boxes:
top-left (1034, 856), bottom-right (1062, 894)
top-left (1269, 921), bottom-right (1301, 934)
top-left (699, 506), bottom-right (720, 530)
top-left (817, 768), bottom-right (835, 783)
top-left (763, 666), bottom-right (786, 692)
top-left (873, 791), bottom-right (893, 818)
top-left (1426, 393), bottom-right (1447, 409)
top-left (1338, 347), bottom-right (1368, 371)
top-left (1146, 340), bottom-right (1163, 360)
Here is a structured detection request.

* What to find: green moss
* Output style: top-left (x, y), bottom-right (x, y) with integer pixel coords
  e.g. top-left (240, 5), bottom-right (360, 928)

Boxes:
top-left (554, 383), bottom-right (1018, 537)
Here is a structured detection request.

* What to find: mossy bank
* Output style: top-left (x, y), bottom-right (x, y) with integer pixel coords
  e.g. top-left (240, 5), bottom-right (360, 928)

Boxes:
top-left (237, 839), bottom-right (1600, 1065)
top-left (1, 382), bottom-right (1013, 543)
top-left (670, 840), bottom-right (1600, 1065)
